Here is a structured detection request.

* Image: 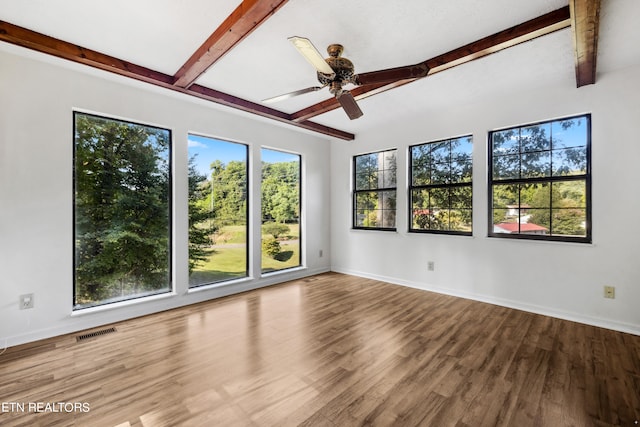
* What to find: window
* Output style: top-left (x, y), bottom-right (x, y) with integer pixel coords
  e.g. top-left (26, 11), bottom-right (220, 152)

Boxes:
top-left (489, 114), bottom-right (591, 242)
top-left (74, 112), bottom-right (171, 309)
top-left (353, 149), bottom-right (397, 230)
top-left (409, 136), bottom-right (473, 234)
top-left (261, 149), bottom-right (301, 273)
top-left (187, 135), bottom-right (248, 287)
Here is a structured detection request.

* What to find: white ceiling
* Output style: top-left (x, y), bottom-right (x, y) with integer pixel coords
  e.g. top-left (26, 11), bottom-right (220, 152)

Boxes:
top-left (1, 0), bottom-right (639, 137)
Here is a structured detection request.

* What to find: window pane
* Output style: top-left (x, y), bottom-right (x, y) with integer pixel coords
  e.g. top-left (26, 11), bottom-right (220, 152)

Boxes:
top-left (409, 136), bottom-right (472, 235)
top-left (261, 149), bottom-right (301, 273)
top-left (382, 150), bottom-right (397, 177)
top-left (411, 189), bottom-right (429, 229)
top-left (354, 209), bottom-right (367, 227)
top-left (450, 186), bottom-right (472, 209)
top-left (520, 123), bottom-right (551, 152)
top-left (382, 169), bottom-right (396, 188)
top-left (551, 208), bottom-right (587, 237)
top-left (430, 210), bottom-right (450, 231)
top-left (552, 117), bottom-right (588, 149)
top-left (552, 181), bottom-right (586, 208)
top-left (74, 113), bottom-right (171, 309)
top-left (431, 161), bottom-right (451, 184)
top-left (521, 151), bottom-right (551, 178)
top-left (412, 165), bottom-right (431, 186)
top-left (522, 208), bottom-right (550, 234)
top-left (451, 136), bottom-right (473, 162)
top-left (188, 135), bottom-right (248, 287)
top-left (520, 182), bottom-right (550, 209)
top-left (489, 114), bottom-right (590, 242)
top-left (355, 171), bottom-right (377, 190)
top-left (353, 149), bottom-right (397, 230)
top-left (382, 208), bottom-right (396, 229)
top-left (552, 146), bottom-right (587, 176)
top-left (492, 184), bottom-right (518, 225)
top-left (451, 159), bottom-right (473, 183)
top-left (356, 191), bottom-right (378, 210)
top-left (493, 154), bottom-right (519, 180)
top-left (355, 152), bottom-right (378, 171)
top-left (430, 141), bottom-right (450, 163)
top-left (355, 153), bottom-right (378, 190)
top-left (429, 187), bottom-right (449, 210)
top-left (492, 129), bottom-right (518, 154)
top-left (450, 209), bottom-right (472, 232)
top-left (411, 145), bottom-right (431, 186)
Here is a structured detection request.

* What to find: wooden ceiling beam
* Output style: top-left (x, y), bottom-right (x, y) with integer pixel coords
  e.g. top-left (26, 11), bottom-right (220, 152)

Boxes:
top-left (0, 20), bottom-right (354, 140)
top-left (569, 0), bottom-right (601, 87)
top-left (291, 6), bottom-right (571, 121)
top-left (0, 20), bottom-right (175, 87)
top-left (187, 84), bottom-right (354, 139)
top-left (172, 0), bottom-right (289, 88)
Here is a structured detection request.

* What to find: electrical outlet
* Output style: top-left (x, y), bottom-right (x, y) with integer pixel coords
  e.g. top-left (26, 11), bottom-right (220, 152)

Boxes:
top-left (604, 286), bottom-right (615, 299)
top-left (427, 261), bottom-right (435, 271)
top-left (20, 293), bottom-right (34, 309)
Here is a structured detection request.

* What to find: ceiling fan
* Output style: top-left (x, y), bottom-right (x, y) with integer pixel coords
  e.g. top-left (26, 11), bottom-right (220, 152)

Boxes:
top-left (263, 36), bottom-right (431, 120)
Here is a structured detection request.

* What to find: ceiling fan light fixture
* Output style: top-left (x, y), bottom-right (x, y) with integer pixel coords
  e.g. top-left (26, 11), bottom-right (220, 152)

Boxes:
top-left (288, 36), bottom-right (335, 76)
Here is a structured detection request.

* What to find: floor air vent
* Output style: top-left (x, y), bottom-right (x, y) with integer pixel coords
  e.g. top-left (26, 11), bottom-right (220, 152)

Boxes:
top-left (76, 327), bottom-right (117, 342)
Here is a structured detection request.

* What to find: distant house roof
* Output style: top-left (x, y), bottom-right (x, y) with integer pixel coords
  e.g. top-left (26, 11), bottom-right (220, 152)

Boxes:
top-left (494, 222), bottom-right (548, 233)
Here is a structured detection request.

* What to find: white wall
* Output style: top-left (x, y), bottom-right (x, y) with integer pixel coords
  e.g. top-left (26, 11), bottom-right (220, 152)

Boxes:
top-left (0, 45), bottom-right (332, 347)
top-left (331, 64), bottom-right (640, 335)
top-left (2, 43), bottom-right (639, 348)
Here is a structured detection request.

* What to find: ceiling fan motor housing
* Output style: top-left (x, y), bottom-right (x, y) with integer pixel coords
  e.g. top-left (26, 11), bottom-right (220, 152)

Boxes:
top-left (317, 44), bottom-right (356, 93)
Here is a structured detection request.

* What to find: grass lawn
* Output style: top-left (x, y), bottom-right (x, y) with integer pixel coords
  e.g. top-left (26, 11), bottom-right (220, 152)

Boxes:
top-left (190, 223), bottom-right (301, 285)
top-left (212, 225), bottom-right (247, 244)
top-left (189, 246), bottom-right (247, 286)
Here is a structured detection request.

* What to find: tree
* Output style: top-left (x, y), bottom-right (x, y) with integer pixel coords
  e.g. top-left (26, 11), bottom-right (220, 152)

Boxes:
top-left (210, 159), bottom-right (247, 225)
top-left (74, 114), bottom-right (171, 304)
top-left (261, 161), bottom-right (299, 223)
top-left (188, 155), bottom-right (217, 274)
top-left (262, 222), bottom-right (290, 238)
top-left (262, 238), bottom-right (281, 258)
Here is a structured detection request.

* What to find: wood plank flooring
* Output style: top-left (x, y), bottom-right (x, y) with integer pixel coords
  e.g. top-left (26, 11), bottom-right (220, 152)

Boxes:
top-left (1, 272), bottom-right (639, 426)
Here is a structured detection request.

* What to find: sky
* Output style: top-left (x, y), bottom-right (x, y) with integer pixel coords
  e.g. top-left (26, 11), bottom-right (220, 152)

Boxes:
top-left (187, 134), bottom-right (299, 177)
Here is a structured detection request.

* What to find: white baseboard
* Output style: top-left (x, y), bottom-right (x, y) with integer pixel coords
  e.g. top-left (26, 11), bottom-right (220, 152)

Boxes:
top-left (2, 266), bottom-right (331, 348)
top-left (331, 267), bottom-right (640, 337)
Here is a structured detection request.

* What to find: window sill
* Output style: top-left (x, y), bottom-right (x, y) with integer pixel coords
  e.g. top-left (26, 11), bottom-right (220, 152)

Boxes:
top-left (71, 291), bottom-right (176, 316)
top-left (261, 265), bottom-right (307, 278)
top-left (187, 277), bottom-right (253, 294)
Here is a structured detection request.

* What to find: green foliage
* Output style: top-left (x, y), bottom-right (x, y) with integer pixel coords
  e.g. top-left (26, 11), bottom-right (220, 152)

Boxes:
top-left (188, 155), bottom-right (217, 273)
top-left (74, 114), bottom-right (171, 305)
top-left (490, 117), bottom-right (588, 237)
top-left (261, 161), bottom-right (299, 223)
top-left (262, 222), bottom-right (290, 238)
top-left (262, 238), bottom-right (281, 258)
top-left (210, 159), bottom-right (247, 225)
top-left (409, 138), bottom-right (472, 232)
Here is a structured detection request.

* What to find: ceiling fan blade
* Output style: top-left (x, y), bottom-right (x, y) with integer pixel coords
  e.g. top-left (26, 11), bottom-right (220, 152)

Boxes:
top-left (355, 62), bottom-right (430, 86)
top-left (262, 86), bottom-right (323, 104)
top-left (337, 91), bottom-right (363, 120)
top-left (288, 36), bottom-right (336, 77)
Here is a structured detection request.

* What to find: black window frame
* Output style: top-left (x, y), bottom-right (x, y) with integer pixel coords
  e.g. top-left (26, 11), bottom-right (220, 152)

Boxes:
top-left (260, 148), bottom-right (302, 274)
top-left (488, 113), bottom-right (592, 243)
top-left (73, 111), bottom-right (173, 310)
top-left (408, 135), bottom-right (473, 236)
top-left (187, 135), bottom-right (250, 288)
top-left (352, 148), bottom-right (397, 231)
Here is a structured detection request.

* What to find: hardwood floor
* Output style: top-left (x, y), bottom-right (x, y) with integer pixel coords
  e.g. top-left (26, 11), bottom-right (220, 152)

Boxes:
top-left (1, 272), bottom-right (639, 426)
